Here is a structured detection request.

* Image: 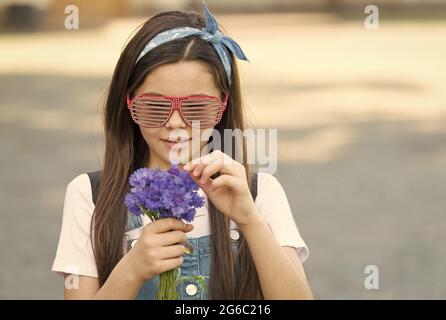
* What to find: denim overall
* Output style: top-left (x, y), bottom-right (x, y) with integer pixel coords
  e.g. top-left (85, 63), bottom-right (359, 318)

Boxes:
top-left (124, 213), bottom-right (241, 300)
top-left (87, 170), bottom-right (258, 300)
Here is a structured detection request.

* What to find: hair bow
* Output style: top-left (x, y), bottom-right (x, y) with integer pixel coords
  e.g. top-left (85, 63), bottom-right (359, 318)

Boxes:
top-left (135, 1), bottom-right (249, 85)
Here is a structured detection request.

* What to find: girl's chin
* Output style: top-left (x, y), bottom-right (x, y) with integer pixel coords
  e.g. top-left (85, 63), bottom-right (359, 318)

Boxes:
top-left (160, 149), bottom-right (191, 166)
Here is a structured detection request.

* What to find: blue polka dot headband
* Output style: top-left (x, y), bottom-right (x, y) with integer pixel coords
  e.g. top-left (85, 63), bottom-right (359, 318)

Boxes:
top-left (135, 1), bottom-right (249, 86)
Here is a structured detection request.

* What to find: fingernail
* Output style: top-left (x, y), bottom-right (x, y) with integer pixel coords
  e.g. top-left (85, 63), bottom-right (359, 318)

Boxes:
top-left (183, 163), bottom-right (191, 171)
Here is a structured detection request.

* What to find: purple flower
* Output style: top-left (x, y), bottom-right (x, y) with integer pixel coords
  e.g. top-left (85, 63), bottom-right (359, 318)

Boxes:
top-left (124, 193), bottom-right (143, 216)
top-left (125, 165), bottom-right (205, 222)
top-left (129, 167), bottom-right (156, 192)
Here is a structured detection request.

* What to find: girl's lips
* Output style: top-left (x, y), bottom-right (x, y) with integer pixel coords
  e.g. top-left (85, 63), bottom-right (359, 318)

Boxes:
top-left (161, 138), bottom-right (191, 148)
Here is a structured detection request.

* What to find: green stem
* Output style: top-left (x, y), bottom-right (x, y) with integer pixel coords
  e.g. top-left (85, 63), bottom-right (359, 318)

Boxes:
top-left (139, 206), bottom-right (155, 221)
top-left (157, 268), bottom-right (179, 300)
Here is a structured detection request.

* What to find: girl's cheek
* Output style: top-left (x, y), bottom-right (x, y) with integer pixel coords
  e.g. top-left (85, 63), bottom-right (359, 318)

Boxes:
top-left (140, 127), bottom-right (160, 145)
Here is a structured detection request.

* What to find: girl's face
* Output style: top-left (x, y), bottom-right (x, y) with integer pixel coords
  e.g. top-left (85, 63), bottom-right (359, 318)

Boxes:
top-left (134, 60), bottom-right (221, 170)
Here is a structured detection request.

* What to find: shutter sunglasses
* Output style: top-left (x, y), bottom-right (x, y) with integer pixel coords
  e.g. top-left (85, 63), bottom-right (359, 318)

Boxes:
top-left (126, 93), bottom-right (228, 128)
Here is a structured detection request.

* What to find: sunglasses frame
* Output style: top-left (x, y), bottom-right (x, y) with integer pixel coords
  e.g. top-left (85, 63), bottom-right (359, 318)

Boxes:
top-left (126, 93), bottom-right (229, 128)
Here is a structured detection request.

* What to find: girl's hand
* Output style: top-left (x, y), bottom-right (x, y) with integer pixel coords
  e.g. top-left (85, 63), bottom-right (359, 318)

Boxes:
top-left (124, 218), bottom-right (193, 282)
top-left (182, 150), bottom-right (258, 227)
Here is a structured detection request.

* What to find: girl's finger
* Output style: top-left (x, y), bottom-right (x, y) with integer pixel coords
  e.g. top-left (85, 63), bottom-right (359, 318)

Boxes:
top-left (194, 152), bottom-right (221, 175)
top-left (182, 162), bottom-right (196, 172)
top-left (156, 230), bottom-right (188, 246)
top-left (188, 171), bottom-right (214, 195)
top-left (157, 256), bottom-right (184, 273)
top-left (145, 217), bottom-right (187, 234)
top-left (209, 174), bottom-right (242, 193)
top-left (158, 244), bottom-right (187, 259)
top-left (188, 150), bottom-right (233, 179)
top-left (199, 160), bottom-right (224, 184)
top-left (191, 162), bottom-right (207, 178)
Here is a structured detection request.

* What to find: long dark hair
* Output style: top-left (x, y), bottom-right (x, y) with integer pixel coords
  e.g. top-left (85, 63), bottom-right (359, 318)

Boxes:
top-left (91, 9), bottom-right (263, 299)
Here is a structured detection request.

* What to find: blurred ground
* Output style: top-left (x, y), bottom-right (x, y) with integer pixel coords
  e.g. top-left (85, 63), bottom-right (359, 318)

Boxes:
top-left (1, 12), bottom-right (446, 299)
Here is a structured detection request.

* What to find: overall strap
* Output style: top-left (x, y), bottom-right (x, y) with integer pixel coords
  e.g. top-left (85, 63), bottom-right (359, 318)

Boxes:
top-left (87, 170), bottom-right (101, 206)
top-left (86, 170), bottom-right (258, 206)
top-left (249, 171), bottom-right (258, 201)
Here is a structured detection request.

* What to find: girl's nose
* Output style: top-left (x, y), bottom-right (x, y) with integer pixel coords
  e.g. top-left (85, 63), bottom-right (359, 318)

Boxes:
top-left (165, 110), bottom-right (187, 128)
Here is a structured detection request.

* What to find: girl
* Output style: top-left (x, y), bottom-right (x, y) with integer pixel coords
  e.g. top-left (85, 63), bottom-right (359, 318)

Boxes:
top-left (52, 1), bottom-right (312, 300)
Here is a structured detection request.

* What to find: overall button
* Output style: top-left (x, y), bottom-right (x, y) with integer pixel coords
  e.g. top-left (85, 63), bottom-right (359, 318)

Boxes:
top-left (185, 283), bottom-right (198, 296)
top-left (230, 229), bottom-right (240, 241)
top-left (131, 239), bottom-right (138, 248)
top-left (184, 242), bottom-right (194, 254)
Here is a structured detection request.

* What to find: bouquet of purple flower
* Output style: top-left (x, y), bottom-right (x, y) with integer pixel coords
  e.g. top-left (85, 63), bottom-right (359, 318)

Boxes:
top-left (124, 165), bottom-right (206, 300)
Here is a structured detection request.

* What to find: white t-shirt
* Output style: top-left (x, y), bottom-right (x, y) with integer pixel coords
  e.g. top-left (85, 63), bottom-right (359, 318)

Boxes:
top-left (51, 172), bottom-right (309, 278)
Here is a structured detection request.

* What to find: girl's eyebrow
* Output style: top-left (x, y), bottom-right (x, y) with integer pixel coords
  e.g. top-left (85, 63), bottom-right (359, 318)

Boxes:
top-left (143, 91), bottom-right (209, 96)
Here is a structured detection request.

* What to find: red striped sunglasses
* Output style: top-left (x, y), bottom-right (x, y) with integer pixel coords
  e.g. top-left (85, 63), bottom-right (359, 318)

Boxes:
top-left (126, 93), bottom-right (228, 128)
